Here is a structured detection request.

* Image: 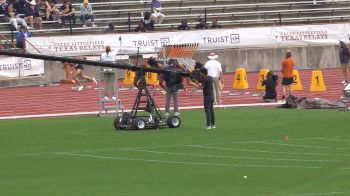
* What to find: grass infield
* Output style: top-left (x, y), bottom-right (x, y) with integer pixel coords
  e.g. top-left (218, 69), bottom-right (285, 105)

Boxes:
top-left (0, 108), bottom-right (350, 196)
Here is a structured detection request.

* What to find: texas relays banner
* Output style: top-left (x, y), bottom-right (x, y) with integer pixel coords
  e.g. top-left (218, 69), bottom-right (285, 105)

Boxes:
top-left (25, 23), bottom-right (350, 56)
top-left (0, 57), bottom-right (44, 78)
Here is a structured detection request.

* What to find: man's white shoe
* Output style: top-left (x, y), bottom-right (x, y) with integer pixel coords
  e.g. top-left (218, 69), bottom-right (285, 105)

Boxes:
top-left (92, 78), bottom-right (97, 85)
top-left (83, 24), bottom-right (87, 28)
top-left (78, 85), bottom-right (84, 91)
top-left (211, 125), bottom-right (216, 129)
top-left (174, 112), bottom-right (180, 116)
top-left (205, 126), bottom-right (212, 130)
top-left (164, 112), bottom-right (170, 116)
top-left (92, 24), bottom-right (97, 27)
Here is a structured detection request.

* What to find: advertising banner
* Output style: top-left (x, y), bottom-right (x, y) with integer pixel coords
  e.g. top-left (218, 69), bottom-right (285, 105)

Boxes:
top-left (26, 23), bottom-right (350, 56)
top-left (0, 57), bottom-right (44, 78)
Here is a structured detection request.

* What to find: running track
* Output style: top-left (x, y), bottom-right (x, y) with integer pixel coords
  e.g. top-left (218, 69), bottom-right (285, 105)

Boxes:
top-left (0, 68), bottom-right (346, 119)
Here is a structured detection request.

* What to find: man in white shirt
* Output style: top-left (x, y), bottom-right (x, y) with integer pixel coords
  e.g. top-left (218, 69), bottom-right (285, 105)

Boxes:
top-left (204, 52), bottom-right (224, 105)
top-left (100, 45), bottom-right (118, 100)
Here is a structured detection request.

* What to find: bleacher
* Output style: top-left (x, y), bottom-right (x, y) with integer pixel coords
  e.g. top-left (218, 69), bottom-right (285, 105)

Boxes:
top-left (1, 0), bottom-right (350, 37)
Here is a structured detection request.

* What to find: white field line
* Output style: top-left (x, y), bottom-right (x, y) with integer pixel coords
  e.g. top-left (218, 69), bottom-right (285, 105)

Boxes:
top-left (188, 145), bottom-right (350, 157)
top-left (0, 102), bottom-right (283, 120)
top-left (55, 152), bottom-right (321, 169)
top-left (310, 138), bottom-right (350, 142)
top-left (122, 137), bottom-right (348, 151)
top-left (202, 141), bottom-right (341, 150)
top-left (268, 139), bottom-right (350, 150)
top-left (124, 149), bottom-right (339, 163)
top-left (284, 137), bottom-right (350, 143)
top-left (286, 191), bottom-right (350, 196)
top-left (3, 137), bottom-right (348, 157)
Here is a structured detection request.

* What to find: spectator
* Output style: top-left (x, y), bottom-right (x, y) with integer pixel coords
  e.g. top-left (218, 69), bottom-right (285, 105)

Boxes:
top-left (25, 0), bottom-right (42, 29)
top-left (150, 0), bottom-right (165, 24)
top-left (5, 4), bottom-right (28, 30)
top-left (210, 19), bottom-right (222, 29)
top-left (103, 22), bottom-right (116, 33)
top-left (134, 21), bottom-right (146, 32)
top-left (339, 40), bottom-right (349, 84)
top-left (204, 52), bottom-right (223, 105)
top-left (80, 0), bottom-right (96, 28)
top-left (44, 0), bottom-right (59, 21)
top-left (142, 12), bottom-right (155, 31)
top-left (16, 26), bottom-right (31, 48)
top-left (178, 19), bottom-right (190, 30)
top-left (14, 0), bottom-right (29, 15)
top-left (0, 0), bottom-right (7, 14)
top-left (196, 18), bottom-right (207, 29)
top-left (281, 50), bottom-right (295, 100)
top-left (60, 0), bottom-right (75, 28)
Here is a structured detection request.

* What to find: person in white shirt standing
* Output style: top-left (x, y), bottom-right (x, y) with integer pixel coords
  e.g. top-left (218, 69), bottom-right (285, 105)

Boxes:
top-left (100, 45), bottom-right (118, 100)
top-left (204, 52), bottom-right (224, 105)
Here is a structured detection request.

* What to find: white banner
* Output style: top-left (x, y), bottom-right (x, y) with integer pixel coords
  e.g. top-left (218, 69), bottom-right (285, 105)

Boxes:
top-left (26, 23), bottom-right (350, 56)
top-left (0, 57), bottom-right (44, 78)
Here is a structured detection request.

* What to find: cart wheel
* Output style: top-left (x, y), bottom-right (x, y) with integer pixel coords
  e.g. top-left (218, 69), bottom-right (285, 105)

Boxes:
top-left (167, 115), bottom-right (181, 128)
top-left (114, 116), bottom-right (122, 130)
top-left (133, 117), bottom-right (146, 130)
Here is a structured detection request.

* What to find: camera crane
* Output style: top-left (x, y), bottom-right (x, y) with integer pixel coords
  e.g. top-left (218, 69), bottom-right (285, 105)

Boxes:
top-left (0, 49), bottom-right (190, 130)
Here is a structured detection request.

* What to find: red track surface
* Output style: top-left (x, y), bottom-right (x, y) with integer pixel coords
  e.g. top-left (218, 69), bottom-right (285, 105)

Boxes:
top-left (0, 68), bottom-right (345, 118)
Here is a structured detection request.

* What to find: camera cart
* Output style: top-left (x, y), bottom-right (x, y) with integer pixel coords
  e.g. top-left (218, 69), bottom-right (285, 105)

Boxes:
top-left (114, 68), bottom-right (181, 130)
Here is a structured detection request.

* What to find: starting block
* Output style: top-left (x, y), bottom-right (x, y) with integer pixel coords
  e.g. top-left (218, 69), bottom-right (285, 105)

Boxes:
top-left (310, 70), bottom-right (326, 92)
top-left (256, 69), bottom-right (269, 90)
top-left (292, 70), bottom-right (303, 90)
top-left (233, 68), bottom-right (249, 90)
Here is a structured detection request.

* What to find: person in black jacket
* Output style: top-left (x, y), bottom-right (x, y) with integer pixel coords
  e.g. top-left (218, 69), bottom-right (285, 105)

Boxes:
top-left (178, 19), bottom-right (190, 30)
top-left (141, 12), bottom-right (154, 31)
top-left (195, 18), bottom-right (207, 29)
top-left (194, 67), bottom-right (215, 129)
top-left (262, 71), bottom-right (278, 102)
top-left (159, 59), bottom-right (183, 116)
top-left (339, 40), bottom-right (350, 84)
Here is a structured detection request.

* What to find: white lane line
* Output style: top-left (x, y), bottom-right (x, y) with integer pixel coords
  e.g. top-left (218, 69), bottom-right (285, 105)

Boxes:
top-left (55, 152), bottom-right (321, 169)
top-left (286, 191), bottom-right (350, 196)
top-left (124, 149), bottom-right (339, 163)
top-left (188, 145), bottom-right (350, 157)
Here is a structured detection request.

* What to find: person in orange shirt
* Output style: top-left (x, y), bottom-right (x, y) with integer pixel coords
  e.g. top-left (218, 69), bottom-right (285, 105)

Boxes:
top-left (281, 50), bottom-right (294, 100)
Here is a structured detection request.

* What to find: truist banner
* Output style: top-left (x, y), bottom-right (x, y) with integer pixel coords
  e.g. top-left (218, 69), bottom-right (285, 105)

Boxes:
top-left (26, 23), bottom-right (350, 56)
top-left (0, 57), bottom-right (44, 78)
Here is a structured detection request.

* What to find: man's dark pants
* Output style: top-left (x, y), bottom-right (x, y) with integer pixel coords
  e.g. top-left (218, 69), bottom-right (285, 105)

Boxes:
top-left (204, 95), bottom-right (215, 126)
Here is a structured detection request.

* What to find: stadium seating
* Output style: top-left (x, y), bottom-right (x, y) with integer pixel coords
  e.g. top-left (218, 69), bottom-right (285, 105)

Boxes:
top-left (0, 0), bottom-right (350, 37)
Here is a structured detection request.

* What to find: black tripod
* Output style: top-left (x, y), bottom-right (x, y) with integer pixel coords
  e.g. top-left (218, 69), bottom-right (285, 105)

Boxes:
top-left (130, 68), bottom-right (163, 121)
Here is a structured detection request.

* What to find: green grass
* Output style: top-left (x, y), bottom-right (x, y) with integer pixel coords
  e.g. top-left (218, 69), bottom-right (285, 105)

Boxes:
top-left (1, 108), bottom-right (350, 196)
